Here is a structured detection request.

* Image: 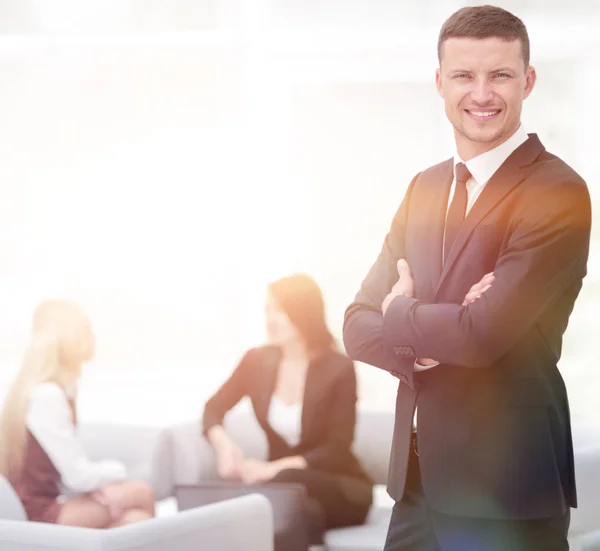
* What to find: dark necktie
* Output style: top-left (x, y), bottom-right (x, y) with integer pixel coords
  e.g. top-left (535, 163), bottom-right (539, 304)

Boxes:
top-left (444, 162), bottom-right (471, 263)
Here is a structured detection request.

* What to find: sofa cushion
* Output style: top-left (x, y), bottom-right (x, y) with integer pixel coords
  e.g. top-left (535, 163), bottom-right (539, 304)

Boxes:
top-left (352, 411), bottom-right (394, 485)
top-left (77, 424), bottom-right (174, 500)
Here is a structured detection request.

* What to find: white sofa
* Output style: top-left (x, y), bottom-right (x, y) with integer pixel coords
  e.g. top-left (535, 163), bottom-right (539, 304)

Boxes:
top-left (0, 474), bottom-right (273, 551)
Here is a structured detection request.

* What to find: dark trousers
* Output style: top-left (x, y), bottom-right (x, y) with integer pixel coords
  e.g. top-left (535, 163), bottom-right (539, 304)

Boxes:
top-left (384, 435), bottom-right (571, 551)
top-left (270, 468), bottom-right (371, 550)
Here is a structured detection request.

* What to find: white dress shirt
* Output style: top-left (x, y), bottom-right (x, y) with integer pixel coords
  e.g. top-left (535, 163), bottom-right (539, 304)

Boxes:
top-left (414, 125), bottom-right (529, 373)
top-left (26, 383), bottom-right (128, 493)
top-left (411, 126), bottom-right (529, 429)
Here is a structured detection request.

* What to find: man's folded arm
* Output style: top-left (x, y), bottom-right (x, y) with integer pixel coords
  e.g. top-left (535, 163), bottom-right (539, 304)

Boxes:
top-left (382, 180), bottom-right (591, 368)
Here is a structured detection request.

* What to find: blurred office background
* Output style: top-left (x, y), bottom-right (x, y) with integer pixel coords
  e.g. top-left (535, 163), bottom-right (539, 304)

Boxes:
top-left (0, 0), bottom-right (598, 425)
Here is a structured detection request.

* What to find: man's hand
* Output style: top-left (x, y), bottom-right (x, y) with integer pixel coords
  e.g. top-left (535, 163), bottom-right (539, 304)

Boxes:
top-left (383, 263), bottom-right (495, 366)
top-left (463, 272), bottom-right (495, 306)
top-left (382, 259), bottom-right (414, 315)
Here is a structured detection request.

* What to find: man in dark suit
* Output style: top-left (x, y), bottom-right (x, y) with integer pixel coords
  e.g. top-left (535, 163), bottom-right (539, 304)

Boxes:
top-left (343, 5), bottom-right (591, 551)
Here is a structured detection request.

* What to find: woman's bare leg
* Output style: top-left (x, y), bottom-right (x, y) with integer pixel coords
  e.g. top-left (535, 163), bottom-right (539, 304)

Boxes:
top-left (56, 480), bottom-right (155, 528)
top-left (56, 495), bottom-right (111, 528)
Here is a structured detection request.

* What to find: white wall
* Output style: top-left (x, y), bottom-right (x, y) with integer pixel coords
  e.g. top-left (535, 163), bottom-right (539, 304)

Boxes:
top-left (0, 0), bottom-right (598, 425)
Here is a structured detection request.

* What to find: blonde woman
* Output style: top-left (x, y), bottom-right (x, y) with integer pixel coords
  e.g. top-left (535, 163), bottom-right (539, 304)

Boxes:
top-left (0, 300), bottom-right (155, 527)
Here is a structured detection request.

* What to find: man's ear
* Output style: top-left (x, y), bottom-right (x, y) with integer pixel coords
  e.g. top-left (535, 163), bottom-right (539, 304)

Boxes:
top-left (524, 65), bottom-right (536, 99)
top-left (435, 68), bottom-right (444, 98)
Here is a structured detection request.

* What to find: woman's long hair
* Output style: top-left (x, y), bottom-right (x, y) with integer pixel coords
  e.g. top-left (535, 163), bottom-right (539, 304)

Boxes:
top-left (268, 274), bottom-right (335, 356)
top-left (0, 300), bottom-right (92, 477)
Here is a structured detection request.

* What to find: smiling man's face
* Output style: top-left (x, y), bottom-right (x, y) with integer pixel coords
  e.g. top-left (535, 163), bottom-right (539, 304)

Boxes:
top-left (436, 36), bottom-right (536, 160)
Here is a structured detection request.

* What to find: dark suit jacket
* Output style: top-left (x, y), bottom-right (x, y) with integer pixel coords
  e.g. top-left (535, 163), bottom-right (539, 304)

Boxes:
top-left (343, 134), bottom-right (591, 519)
top-left (203, 346), bottom-right (373, 490)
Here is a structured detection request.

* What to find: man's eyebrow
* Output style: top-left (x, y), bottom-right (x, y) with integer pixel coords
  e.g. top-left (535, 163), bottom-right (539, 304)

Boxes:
top-left (444, 67), bottom-right (518, 75)
top-left (490, 67), bottom-right (517, 73)
top-left (446, 68), bottom-right (471, 74)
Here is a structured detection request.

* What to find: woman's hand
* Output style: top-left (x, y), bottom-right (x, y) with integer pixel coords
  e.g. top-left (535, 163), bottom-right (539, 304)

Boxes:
top-left (215, 440), bottom-right (245, 480)
top-left (239, 458), bottom-right (278, 485)
top-left (239, 455), bottom-right (307, 484)
top-left (208, 425), bottom-right (245, 480)
top-left (90, 489), bottom-right (124, 522)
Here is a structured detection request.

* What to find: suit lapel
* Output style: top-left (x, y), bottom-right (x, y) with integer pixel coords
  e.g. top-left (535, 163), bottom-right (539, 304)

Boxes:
top-left (300, 353), bottom-right (334, 443)
top-left (435, 134), bottom-right (545, 298)
top-left (254, 347), bottom-right (280, 424)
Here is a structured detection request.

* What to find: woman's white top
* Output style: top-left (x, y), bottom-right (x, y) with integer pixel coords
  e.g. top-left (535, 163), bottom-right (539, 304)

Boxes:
top-left (26, 382), bottom-right (127, 493)
top-left (267, 395), bottom-right (303, 448)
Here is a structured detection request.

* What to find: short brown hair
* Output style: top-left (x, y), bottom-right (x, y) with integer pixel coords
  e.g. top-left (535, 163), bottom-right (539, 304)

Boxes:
top-left (438, 5), bottom-right (530, 66)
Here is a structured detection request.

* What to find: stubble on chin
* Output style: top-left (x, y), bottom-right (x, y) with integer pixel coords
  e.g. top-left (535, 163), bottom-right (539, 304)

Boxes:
top-left (455, 120), bottom-right (507, 146)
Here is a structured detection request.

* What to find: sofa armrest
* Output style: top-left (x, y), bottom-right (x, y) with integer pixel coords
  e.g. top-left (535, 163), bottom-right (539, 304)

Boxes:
top-left (570, 441), bottom-right (600, 536)
top-left (1, 494), bottom-right (273, 551)
top-left (102, 494), bottom-right (273, 551)
top-left (169, 421), bottom-right (219, 485)
top-left (582, 530), bottom-right (600, 551)
top-left (0, 476), bottom-right (27, 521)
top-left (0, 521), bottom-right (101, 551)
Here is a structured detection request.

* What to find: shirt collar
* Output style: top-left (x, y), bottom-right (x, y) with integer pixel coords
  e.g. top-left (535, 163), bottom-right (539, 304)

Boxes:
top-left (454, 125), bottom-right (529, 185)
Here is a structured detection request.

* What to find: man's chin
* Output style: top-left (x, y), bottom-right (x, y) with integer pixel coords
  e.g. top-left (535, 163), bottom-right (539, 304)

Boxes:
top-left (460, 125), bottom-right (506, 145)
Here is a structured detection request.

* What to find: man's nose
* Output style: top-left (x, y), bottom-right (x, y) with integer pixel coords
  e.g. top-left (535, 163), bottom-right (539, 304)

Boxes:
top-left (470, 78), bottom-right (495, 105)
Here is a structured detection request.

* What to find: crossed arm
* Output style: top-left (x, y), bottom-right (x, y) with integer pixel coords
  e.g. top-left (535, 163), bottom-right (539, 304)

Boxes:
top-left (343, 176), bottom-right (591, 379)
top-left (383, 260), bottom-right (494, 366)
